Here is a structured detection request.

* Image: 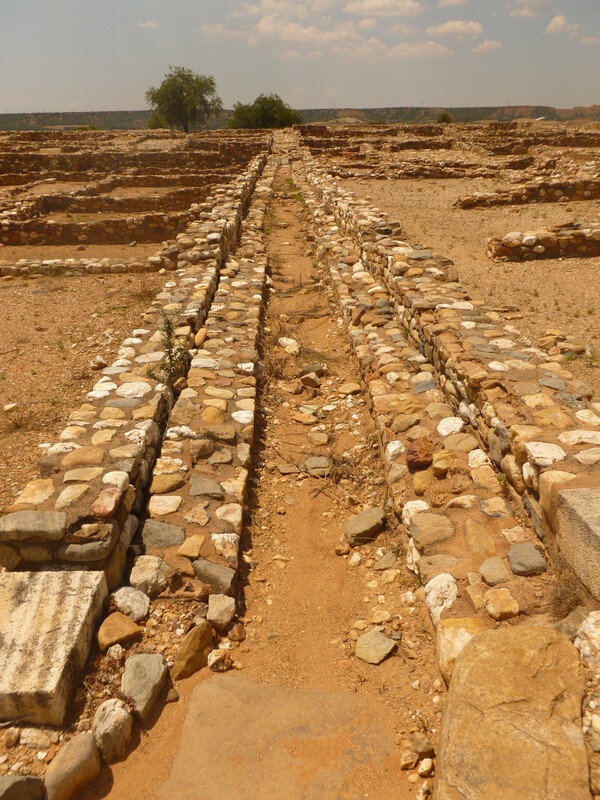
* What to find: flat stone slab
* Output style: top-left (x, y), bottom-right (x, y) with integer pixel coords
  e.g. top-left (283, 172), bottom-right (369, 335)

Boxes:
top-left (157, 675), bottom-right (398, 800)
top-left (141, 520), bottom-right (186, 549)
top-left (558, 487), bottom-right (600, 601)
top-left (0, 571), bottom-right (107, 725)
top-left (355, 629), bottom-right (396, 664)
top-left (344, 507), bottom-right (385, 546)
top-left (436, 625), bottom-right (590, 800)
top-left (507, 542), bottom-right (547, 576)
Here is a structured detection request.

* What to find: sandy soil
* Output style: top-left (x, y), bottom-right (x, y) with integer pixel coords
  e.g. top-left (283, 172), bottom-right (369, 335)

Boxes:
top-left (108, 187), bottom-right (176, 199)
top-left (18, 181), bottom-right (92, 197)
top-left (45, 211), bottom-right (162, 223)
top-left (0, 271), bottom-right (164, 509)
top-left (341, 176), bottom-right (600, 396)
top-left (0, 242), bottom-right (163, 261)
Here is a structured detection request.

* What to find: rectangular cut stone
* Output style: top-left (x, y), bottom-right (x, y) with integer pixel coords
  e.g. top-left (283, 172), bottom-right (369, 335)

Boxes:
top-left (0, 511), bottom-right (67, 542)
top-left (557, 487), bottom-right (600, 601)
top-left (0, 571), bottom-right (107, 725)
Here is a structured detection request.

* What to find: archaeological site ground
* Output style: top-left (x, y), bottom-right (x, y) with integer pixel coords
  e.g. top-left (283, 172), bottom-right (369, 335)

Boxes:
top-left (1, 121), bottom-right (600, 799)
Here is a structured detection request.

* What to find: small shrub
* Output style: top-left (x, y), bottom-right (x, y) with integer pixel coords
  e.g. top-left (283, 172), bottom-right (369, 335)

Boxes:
top-left (437, 112), bottom-right (452, 124)
top-left (133, 274), bottom-right (156, 300)
top-left (3, 405), bottom-right (33, 430)
top-left (147, 311), bottom-right (189, 387)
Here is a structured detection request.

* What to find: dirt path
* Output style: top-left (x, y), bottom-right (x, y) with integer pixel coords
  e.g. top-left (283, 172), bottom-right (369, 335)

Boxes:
top-left (83, 150), bottom-right (443, 800)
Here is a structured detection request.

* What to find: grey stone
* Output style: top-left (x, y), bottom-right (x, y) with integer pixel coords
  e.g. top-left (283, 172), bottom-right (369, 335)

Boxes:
top-left (0, 511), bottom-right (67, 542)
top-left (207, 594), bottom-right (236, 630)
top-left (106, 397), bottom-right (141, 409)
top-left (92, 698), bottom-right (133, 764)
top-left (418, 555), bottom-right (460, 583)
top-left (557, 488), bottom-right (600, 601)
top-left (189, 475), bottom-right (223, 499)
top-left (304, 456), bottom-right (331, 478)
top-left (373, 552), bottom-right (396, 571)
top-left (142, 520), bottom-right (186, 549)
top-left (410, 513), bottom-right (455, 553)
top-left (557, 392), bottom-right (586, 410)
top-left (300, 362), bottom-right (327, 377)
top-left (0, 776), bottom-right (44, 800)
top-left (413, 380), bottom-right (436, 395)
top-left (44, 732), bottom-right (101, 800)
top-left (538, 375), bottom-right (566, 391)
top-left (57, 523), bottom-right (119, 563)
top-left (193, 558), bottom-right (236, 595)
top-left (0, 571), bottom-right (107, 725)
top-left (121, 653), bottom-right (168, 724)
top-left (111, 586), bottom-right (150, 622)
top-left (507, 543), bottom-right (547, 576)
top-left (480, 557), bottom-right (511, 586)
top-left (344, 507), bottom-right (385, 546)
top-left (355, 629), bottom-right (396, 664)
top-left (436, 626), bottom-right (590, 800)
top-left (277, 463), bottom-right (301, 475)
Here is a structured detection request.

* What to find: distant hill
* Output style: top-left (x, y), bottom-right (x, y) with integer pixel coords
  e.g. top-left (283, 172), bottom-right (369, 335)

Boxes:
top-left (1, 105), bottom-right (599, 132)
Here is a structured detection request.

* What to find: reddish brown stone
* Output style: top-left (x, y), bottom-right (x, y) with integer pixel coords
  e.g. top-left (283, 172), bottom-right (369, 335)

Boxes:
top-left (405, 437), bottom-right (435, 472)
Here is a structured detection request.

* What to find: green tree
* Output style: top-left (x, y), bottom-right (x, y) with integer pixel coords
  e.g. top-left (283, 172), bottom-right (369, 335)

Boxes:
top-left (229, 93), bottom-right (302, 129)
top-left (145, 66), bottom-right (222, 133)
top-left (437, 111), bottom-right (453, 124)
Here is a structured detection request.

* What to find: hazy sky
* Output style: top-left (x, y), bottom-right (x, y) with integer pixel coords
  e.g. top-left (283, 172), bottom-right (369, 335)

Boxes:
top-left (0, 0), bottom-right (598, 113)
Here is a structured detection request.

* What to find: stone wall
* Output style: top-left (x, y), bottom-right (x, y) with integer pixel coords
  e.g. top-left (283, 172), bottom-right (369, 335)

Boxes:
top-left (458, 177), bottom-right (600, 209)
top-left (0, 209), bottom-right (196, 245)
top-left (488, 222), bottom-right (600, 261)
top-left (41, 189), bottom-right (209, 214)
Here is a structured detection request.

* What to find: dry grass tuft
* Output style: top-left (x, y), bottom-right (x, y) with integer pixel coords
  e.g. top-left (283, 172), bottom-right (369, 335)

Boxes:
top-left (2, 405), bottom-right (34, 431)
top-left (131, 273), bottom-right (156, 301)
top-left (550, 567), bottom-right (584, 619)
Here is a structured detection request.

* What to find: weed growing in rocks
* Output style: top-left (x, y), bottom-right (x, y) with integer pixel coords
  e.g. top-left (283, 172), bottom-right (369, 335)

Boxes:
top-left (550, 567), bottom-right (583, 619)
top-left (147, 311), bottom-right (189, 388)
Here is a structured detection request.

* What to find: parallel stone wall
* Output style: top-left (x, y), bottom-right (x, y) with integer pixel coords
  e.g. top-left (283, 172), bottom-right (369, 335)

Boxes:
top-left (0, 152), bottom-right (269, 584)
top-left (140, 156), bottom-right (277, 597)
top-left (0, 147), bottom-right (264, 175)
top-left (293, 137), bottom-right (600, 602)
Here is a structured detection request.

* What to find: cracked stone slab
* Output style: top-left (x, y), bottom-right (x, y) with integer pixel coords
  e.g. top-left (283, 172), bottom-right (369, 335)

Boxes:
top-left (0, 571), bottom-right (107, 725)
top-left (436, 625), bottom-right (590, 800)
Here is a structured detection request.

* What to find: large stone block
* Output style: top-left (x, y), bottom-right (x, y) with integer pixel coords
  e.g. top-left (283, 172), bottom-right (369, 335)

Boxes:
top-left (436, 625), bottom-right (590, 800)
top-left (557, 487), bottom-right (600, 601)
top-left (0, 571), bottom-right (107, 725)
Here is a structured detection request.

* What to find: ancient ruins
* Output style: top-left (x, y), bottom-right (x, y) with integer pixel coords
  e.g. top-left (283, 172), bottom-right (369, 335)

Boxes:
top-left (0, 121), bottom-right (600, 799)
